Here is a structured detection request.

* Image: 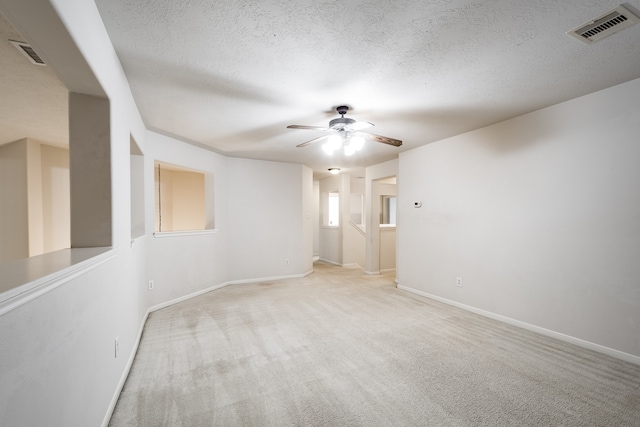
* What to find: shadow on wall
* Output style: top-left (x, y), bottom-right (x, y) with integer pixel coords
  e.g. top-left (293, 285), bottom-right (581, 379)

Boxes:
top-left (471, 104), bottom-right (574, 155)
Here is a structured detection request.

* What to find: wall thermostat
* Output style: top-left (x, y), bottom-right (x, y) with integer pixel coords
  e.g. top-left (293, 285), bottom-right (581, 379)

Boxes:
top-left (414, 201), bottom-right (422, 208)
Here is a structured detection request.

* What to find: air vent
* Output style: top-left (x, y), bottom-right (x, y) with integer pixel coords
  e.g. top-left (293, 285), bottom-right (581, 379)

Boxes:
top-left (9, 40), bottom-right (46, 66)
top-left (567, 4), bottom-right (640, 44)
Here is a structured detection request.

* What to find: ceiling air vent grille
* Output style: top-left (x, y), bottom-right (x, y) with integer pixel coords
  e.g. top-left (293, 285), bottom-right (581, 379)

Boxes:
top-left (9, 40), bottom-right (46, 66)
top-left (567, 4), bottom-right (640, 44)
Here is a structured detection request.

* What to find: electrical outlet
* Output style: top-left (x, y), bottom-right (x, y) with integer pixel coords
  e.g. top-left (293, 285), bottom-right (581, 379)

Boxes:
top-left (284, 259), bottom-right (290, 265)
top-left (148, 280), bottom-right (154, 291)
top-left (456, 277), bottom-right (463, 287)
top-left (115, 336), bottom-right (119, 358)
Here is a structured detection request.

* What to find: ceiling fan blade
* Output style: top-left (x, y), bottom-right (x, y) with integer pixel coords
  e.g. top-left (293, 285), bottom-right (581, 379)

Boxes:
top-left (357, 132), bottom-right (403, 147)
top-left (287, 125), bottom-right (329, 131)
top-left (346, 121), bottom-right (374, 131)
top-left (296, 135), bottom-right (329, 148)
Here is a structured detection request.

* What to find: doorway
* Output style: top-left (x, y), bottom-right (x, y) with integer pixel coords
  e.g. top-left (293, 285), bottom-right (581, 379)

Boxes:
top-left (375, 177), bottom-right (397, 273)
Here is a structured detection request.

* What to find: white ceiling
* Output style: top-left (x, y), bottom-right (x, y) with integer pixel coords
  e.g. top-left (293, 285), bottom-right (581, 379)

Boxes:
top-left (3, 1), bottom-right (640, 178)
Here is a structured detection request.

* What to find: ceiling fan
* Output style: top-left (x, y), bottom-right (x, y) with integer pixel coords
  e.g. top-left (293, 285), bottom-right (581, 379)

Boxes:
top-left (287, 106), bottom-right (402, 155)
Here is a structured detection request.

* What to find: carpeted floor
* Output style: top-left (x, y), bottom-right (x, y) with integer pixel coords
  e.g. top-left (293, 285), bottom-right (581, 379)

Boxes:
top-left (109, 262), bottom-right (640, 426)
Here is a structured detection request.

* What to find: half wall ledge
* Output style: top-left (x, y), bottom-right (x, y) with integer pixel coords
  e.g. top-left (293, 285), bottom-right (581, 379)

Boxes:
top-left (0, 247), bottom-right (113, 316)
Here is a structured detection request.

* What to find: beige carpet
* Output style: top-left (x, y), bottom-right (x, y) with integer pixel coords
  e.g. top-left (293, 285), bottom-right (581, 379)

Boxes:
top-left (109, 263), bottom-right (640, 426)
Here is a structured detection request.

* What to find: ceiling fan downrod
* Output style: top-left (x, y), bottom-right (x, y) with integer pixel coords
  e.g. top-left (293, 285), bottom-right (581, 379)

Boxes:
top-left (330, 106), bottom-right (355, 130)
top-left (336, 105), bottom-right (349, 117)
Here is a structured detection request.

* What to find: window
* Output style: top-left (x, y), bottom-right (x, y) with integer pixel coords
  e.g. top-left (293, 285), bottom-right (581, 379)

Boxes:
top-left (154, 161), bottom-right (212, 233)
top-left (327, 192), bottom-right (340, 226)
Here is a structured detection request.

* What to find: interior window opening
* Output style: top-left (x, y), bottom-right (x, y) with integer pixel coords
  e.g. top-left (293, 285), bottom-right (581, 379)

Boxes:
top-left (154, 161), bottom-right (213, 233)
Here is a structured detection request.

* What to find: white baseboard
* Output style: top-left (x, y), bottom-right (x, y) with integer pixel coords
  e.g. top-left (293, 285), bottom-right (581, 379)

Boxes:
top-left (227, 270), bottom-right (314, 285)
top-left (317, 259), bottom-right (363, 269)
top-left (380, 268), bottom-right (396, 273)
top-left (397, 284), bottom-right (640, 366)
top-left (148, 271), bottom-right (314, 313)
top-left (341, 263), bottom-right (361, 268)
top-left (149, 281), bottom-right (233, 313)
top-left (101, 308), bottom-right (150, 427)
top-left (318, 258), bottom-right (342, 266)
top-left (364, 270), bottom-right (380, 275)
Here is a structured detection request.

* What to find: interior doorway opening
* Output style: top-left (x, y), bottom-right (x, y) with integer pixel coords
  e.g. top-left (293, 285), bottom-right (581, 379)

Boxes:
top-left (373, 176), bottom-right (397, 273)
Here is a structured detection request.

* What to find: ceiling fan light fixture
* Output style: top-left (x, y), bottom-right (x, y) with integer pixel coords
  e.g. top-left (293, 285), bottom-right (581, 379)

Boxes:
top-left (323, 134), bottom-right (343, 154)
top-left (343, 135), bottom-right (365, 156)
top-left (350, 135), bottom-right (365, 151)
top-left (289, 105), bottom-right (402, 150)
top-left (328, 134), bottom-right (342, 148)
top-left (344, 145), bottom-right (357, 156)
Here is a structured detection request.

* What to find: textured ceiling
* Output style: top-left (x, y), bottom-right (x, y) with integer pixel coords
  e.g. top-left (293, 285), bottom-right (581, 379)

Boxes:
top-left (3, 1), bottom-right (640, 178)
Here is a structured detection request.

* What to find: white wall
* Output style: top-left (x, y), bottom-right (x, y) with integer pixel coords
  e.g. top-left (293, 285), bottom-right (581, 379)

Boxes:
top-left (0, 3), bottom-right (316, 427)
top-left (1, 2), bottom-right (639, 427)
top-left (41, 144), bottom-right (70, 253)
top-left (0, 139), bottom-right (29, 262)
top-left (26, 139), bottom-right (44, 256)
top-left (397, 77), bottom-right (640, 361)
top-left (130, 147), bottom-right (145, 239)
top-left (0, 139), bottom-right (69, 263)
top-left (344, 221), bottom-right (366, 268)
top-left (350, 177), bottom-right (365, 224)
top-left (227, 158), bottom-right (313, 280)
top-left (0, 1), bottom-right (149, 426)
top-left (344, 176), bottom-right (366, 267)
top-left (302, 166), bottom-right (314, 269)
top-left (312, 180), bottom-right (320, 256)
top-left (146, 131), bottom-right (230, 306)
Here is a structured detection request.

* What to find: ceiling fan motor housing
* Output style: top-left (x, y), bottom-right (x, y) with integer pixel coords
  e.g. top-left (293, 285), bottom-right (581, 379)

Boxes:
top-left (329, 117), bottom-right (356, 130)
